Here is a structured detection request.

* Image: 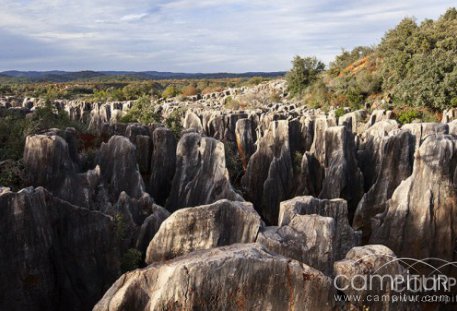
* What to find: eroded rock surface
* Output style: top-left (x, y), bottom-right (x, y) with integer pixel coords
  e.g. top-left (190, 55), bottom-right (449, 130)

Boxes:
top-left (95, 244), bottom-right (336, 311)
top-left (166, 133), bottom-right (243, 212)
top-left (0, 187), bottom-right (120, 311)
top-left (371, 134), bottom-right (457, 266)
top-left (146, 200), bottom-right (262, 263)
top-left (279, 196), bottom-right (361, 261)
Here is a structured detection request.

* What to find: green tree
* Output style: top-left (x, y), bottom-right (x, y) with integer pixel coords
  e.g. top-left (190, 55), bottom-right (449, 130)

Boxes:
top-left (286, 56), bottom-right (325, 97)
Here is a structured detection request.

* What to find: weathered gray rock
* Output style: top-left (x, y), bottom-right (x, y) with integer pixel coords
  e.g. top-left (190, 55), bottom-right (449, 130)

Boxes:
top-left (166, 133), bottom-right (242, 212)
top-left (242, 120), bottom-right (294, 224)
top-left (23, 133), bottom-right (77, 189)
top-left (354, 130), bottom-right (415, 242)
top-left (0, 187), bottom-right (120, 311)
top-left (98, 135), bottom-right (145, 202)
top-left (334, 245), bottom-right (416, 311)
top-left (135, 206), bottom-right (170, 254)
top-left (94, 244), bottom-right (336, 311)
top-left (235, 118), bottom-right (256, 169)
top-left (366, 109), bottom-right (395, 128)
top-left (125, 123), bottom-right (152, 174)
top-left (279, 196), bottom-right (360, 261)
top-left (338, 109), bottom-right (368, 134)
top-left (402, 122), bottom-right (448, 150)
top-left (371, 134), bottom-right (457, 266)
top-left (357, 120), bottom-right (399, 191)
top-left (148, 127), bottom-right (176, 205)
top-left (257, 214), bottom-right (335, 275)
top-left (183, 110), bottom-right (203, 132)
top-left (318, 126), bottom-right (364, 217)
top-left (146, 200), bottom-right (261, 263)
top-left (310, 116), bottom-right (337, 164)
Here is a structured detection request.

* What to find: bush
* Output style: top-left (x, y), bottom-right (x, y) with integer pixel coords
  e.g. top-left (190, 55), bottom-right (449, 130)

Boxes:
top-left (162, 85), bottom-right (178, 98)
top-left (0, 160), bottom-right (24, 190)
top-left (164, 109), bottom-right (184, 138)
top-left (224, 96), bottom-right (241, 110)
top-left (120, 95), bottom-right (160, 125)
top-left (181, 85), bottom-right (199, 97)
top-left (397, 109), bottom-right (422, 124)
top-left (334, 107), bottom-right (346, 118)
top-left (120, 249), bottom-right (142, 273)
top-left (286, 56), bottom-right (325, 97)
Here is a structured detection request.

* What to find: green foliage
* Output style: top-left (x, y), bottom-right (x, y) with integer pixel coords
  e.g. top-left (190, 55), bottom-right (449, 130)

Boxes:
top-left (0, 160), bottom-right (24, 190)
top-left (286, 56), bottom-right (325, 97)
top-left (113, 213), bottom-right (127, 241)
top-left (120, 248), bottom-right (142, 273)
top-left (292, 152), bottom-right (303, 174)
top-left (0, 103), bottom-right (85, 161)
top-left (162, 85), bottom-right (178, 98)
top-left (378, 9), bottom-right (457, 110)
top-left (120, 95), bottom-right (160, 125)
top-left (329, 46), bottom-right (375, 76)
top-left (397, 109), bottom-right (422, 124)
top-left (334, 107), bottom-right (346, 118)
top-left (224, 141), bottom-right (244, 187)
top-left (164, 109), bottom-right (184, 138)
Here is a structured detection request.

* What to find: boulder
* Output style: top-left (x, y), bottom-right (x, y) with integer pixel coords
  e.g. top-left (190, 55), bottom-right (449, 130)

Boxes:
top-left (257, 214), bottom-right (335, 275)
top-left (166, 133), bottom-right (243, 212)
top-left (334, 245), bottom-right (415, 311)
top-left (146, 200), bottom-right (262, 263)
top-left (94, 244), bottom-right (336, 311)
top-left (279, 196), bottom-right (360, 261)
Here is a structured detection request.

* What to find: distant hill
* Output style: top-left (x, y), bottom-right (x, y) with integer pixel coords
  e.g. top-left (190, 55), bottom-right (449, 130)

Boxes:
top-left (0, 70), bottom-right (285, 82)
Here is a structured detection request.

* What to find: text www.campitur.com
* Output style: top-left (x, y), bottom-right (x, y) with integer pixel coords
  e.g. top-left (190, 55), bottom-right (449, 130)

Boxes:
top-left (334, 294), bottom-right (457, 304)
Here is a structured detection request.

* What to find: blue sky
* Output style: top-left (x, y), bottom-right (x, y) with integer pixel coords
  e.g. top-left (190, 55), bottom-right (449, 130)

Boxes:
top-left (0, 0), bottom-right (454, 72)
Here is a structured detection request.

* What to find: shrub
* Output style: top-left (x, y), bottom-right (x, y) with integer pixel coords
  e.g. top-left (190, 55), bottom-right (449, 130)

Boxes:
top-left (0, 160), bottom-right (24, 190)
top-left (224, 96), bottom-right (241, 110)
top-left (334, 107), bottom-right (346, 118)
top-left (286, 56), bottom-right (325, 97)
top-left (120, 249), bottom-right (142, 273)
top-left (162, 85), bottom-right (178, 98)
top-left (164, 108), bottom-right (184, 138)
top-left (397, 109), bottom-right (422, 124)
top-left (120, 95), bottom-right (160, 125)
top-left (181, 85), bottom-right (199, 97)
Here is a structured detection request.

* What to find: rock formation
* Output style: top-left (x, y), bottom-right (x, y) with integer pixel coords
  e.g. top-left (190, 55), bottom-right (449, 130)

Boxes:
top-left (354, 129), bottom-right (415, 242)
top-left (0, 187), bottom-right (120, 311)
top-left (242, 120), bottom-right (294, 224)
top-left (371, 134), bottom-right (457, 267)
top-left (146, 200), bottom-right (262, 262)
top-left (148, 127), bottom-right (177, 205)
top-left (166, 133), bottom-right (243, 211)
top-left (257, 214), bottom-right (335, 274)
top-left (279, 196), bottom-right (361, 261)
top-left (94, 244), bottom-right (336, 311)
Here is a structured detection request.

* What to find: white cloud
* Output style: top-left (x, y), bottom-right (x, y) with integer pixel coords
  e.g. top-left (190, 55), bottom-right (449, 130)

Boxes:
top-left (0, 0), bottom-right (454, 71)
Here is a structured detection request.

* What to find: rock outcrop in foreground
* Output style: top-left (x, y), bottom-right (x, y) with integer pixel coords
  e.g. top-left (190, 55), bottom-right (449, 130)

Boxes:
top-left (94, 244), bottom-right (336, 311)
top-left (0, 187), bottom-right (120, 311)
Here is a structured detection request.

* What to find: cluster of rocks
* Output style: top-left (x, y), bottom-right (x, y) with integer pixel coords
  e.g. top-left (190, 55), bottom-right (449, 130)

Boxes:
top-left (2, 79), bottom-right (457, 310)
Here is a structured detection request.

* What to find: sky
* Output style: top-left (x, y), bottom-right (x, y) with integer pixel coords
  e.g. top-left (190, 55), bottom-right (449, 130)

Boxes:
top-left (0, 0), bottom-right (454, 72)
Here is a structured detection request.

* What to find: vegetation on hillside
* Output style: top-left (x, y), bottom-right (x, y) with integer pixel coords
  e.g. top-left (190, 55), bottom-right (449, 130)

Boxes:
top-left (288, 7), bottom-right (457, 119)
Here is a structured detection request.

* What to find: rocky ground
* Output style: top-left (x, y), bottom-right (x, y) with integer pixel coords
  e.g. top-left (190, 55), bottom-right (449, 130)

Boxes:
top-left (1, 79), bottom-right (457, 310)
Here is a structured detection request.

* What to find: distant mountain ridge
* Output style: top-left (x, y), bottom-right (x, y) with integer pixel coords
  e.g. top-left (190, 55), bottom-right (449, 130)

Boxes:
top-left (0, 70), bottom-right (285, 82)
